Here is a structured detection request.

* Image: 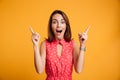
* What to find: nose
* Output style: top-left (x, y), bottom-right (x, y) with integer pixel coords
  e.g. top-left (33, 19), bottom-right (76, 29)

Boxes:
top-left (57, 22), bottom-right (61, 28)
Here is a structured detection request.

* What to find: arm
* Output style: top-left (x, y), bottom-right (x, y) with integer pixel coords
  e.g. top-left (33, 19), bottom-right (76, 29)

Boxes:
top-left (73, 42), bottom-right (86, 73)
top-left (74, 26), bottom-right (89, 73)
top-left (30, 27), bottom-right (46, 74)
top-left (33, 41), bottom-right (46, 74)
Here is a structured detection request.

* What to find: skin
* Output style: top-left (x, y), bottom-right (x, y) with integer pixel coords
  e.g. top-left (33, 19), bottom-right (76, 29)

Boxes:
top-left (30, 13), bottom-right (90, 74)
top-left (51, 14), bottom-right (66, 41)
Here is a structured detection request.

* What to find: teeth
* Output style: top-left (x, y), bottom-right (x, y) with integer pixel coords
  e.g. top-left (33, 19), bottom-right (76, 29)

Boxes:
top-left (56, 30), bottom-right (62, 33)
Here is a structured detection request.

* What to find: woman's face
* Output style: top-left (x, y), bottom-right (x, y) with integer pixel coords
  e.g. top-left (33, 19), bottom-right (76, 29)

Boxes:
top-left (51, 13), bottom-right (66, 40)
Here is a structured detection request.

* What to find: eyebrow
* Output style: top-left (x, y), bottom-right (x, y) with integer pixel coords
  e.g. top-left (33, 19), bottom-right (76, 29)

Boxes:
top-left (52, 19), bottom-right (65, 21)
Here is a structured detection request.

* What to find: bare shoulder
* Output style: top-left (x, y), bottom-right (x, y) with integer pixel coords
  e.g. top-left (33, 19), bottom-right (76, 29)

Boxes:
top-left (40, 40), bottom-right (46, 55)
top-left (41, 40), bottom-right (46, 45)
top-left (73, 40), bottom-right (79, 62)
top-left (40, 40), bottom-right (46, 47)
top-left (40, 40), bottom-right (46, 67)
top-left (73, 40), bottom-right (79, 49)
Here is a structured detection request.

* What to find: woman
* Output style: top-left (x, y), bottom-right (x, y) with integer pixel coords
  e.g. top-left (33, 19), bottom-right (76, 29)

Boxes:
top-left (30, 10), bottom-right (90, 80)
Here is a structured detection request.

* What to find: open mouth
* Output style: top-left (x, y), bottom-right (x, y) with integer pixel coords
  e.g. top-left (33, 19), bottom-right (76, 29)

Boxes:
top-left (56, 30), bottom-right (62, 33)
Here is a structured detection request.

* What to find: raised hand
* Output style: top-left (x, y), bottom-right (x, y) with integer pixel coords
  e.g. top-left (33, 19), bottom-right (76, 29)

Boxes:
top-left (78, 25), bottom-right (90, 45)
top-left (30, 26), bottom-right (40, 46)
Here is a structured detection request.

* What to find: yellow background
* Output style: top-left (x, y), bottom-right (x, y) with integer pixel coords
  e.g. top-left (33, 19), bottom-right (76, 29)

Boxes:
top-left (0, 0), bottom-right (120, 80)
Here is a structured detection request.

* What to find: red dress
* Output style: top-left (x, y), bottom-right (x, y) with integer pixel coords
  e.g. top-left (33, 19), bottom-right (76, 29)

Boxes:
top-left (45, 39), bottom-right (74, 80)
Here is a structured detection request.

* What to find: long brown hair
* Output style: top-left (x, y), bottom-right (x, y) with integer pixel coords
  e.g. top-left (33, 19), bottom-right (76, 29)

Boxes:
top-left (47, 10), bottom-right (72, 42)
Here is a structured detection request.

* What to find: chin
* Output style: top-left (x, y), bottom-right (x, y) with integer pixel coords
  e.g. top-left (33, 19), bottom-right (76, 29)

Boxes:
top-left (56, 36), bottom-right (63, 40)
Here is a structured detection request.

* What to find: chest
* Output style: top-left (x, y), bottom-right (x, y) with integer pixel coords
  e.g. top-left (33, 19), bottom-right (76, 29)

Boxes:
top-left (46, 42), bottom-right (73, 61)
top-left (57, 44), bottom-right (62, 57)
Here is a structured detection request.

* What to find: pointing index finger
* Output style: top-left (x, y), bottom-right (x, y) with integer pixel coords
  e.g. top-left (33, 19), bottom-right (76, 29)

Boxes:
top-left (29, 26), bottom-right (34, 34)
top-left (84, 25), bottom-right (90, 34)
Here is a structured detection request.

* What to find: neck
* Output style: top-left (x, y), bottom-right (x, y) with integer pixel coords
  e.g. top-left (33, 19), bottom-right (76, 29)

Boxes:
top-left (56, 38), bottom-right (64, 41)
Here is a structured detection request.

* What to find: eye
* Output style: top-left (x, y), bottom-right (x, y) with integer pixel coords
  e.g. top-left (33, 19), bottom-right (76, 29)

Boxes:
top-left (61, 20), bottom-right (65, 24)
top-left (52, 20), bottom-right (57, 24)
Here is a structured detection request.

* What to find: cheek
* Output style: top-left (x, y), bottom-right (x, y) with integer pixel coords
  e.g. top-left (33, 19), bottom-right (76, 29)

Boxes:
top-left (63, 25), bottom-right (67, 32)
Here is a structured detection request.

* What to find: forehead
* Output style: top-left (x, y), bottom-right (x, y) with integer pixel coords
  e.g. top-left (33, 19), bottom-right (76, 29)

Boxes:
top-left (52, 13), bottom-right (64, 20)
